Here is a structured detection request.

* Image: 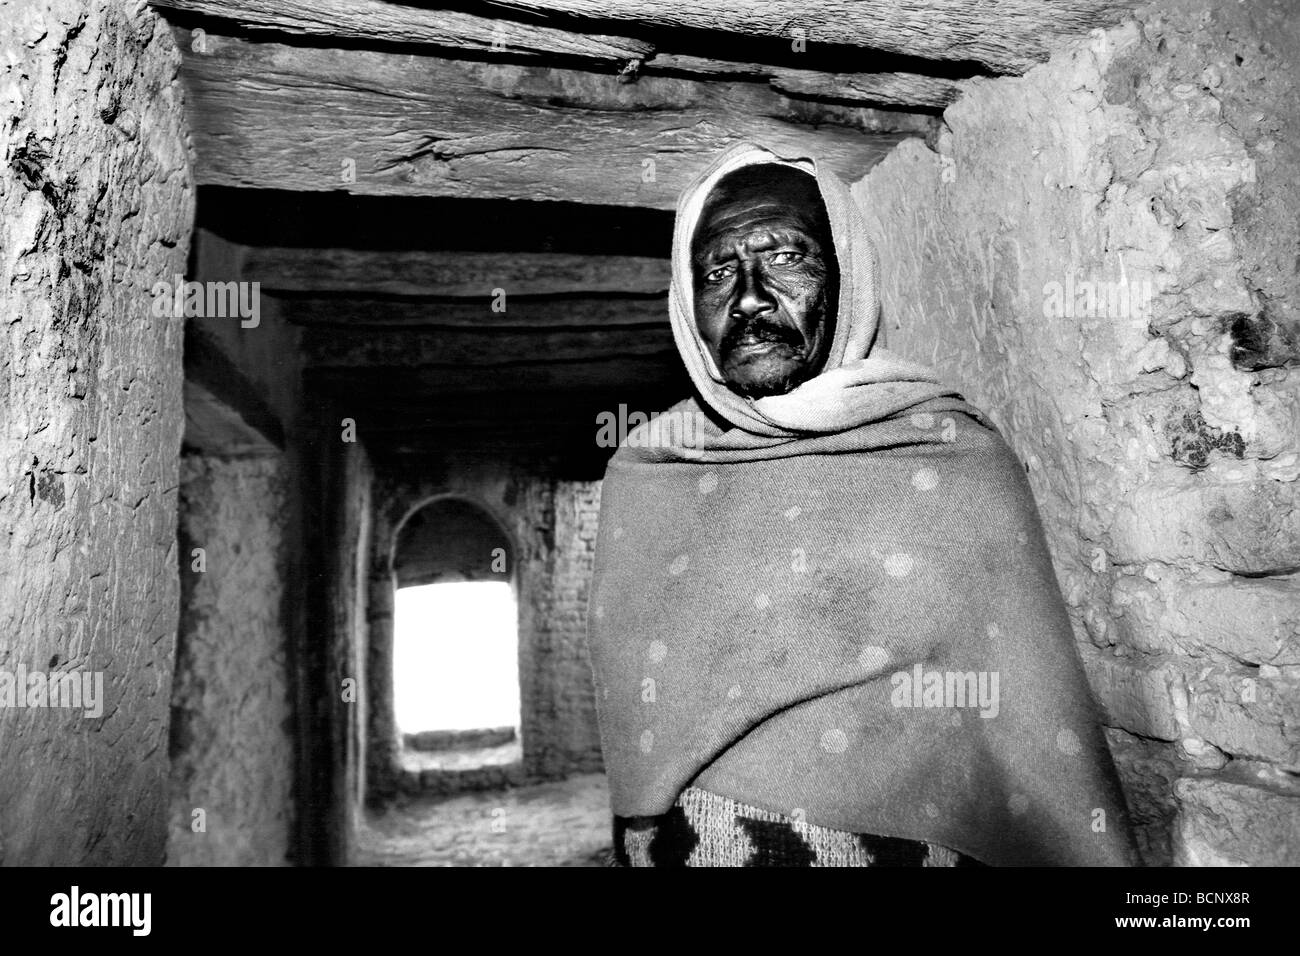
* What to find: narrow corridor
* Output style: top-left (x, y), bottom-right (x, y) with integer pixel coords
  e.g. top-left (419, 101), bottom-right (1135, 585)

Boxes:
top-left (352, 774), bottom-right (612, 867)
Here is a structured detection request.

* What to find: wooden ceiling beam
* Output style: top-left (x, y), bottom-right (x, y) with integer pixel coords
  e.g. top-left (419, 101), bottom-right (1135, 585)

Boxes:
top-left (179, 30), bottom-right (933, 208)
top-left (307, 355), bottom-right (684, 393)
top-left (340, 406), bottom-right (684, 434)
top-left (470, 0), bottom-right (1141, 73)
top-left (241, 246), bottom-right (670, 297)
top-left (150, 0), bottom-right (653, 61)
top-left (642, 54), bottom-right (961, 108)
top-left (276, 294), bottom-right (668, 329)
top-left (152, 0), bottom-right (970, 109)
top-left (303, 324), bottom-right (675, 367)
top-left (154, 0), bottom-right (1142, 82)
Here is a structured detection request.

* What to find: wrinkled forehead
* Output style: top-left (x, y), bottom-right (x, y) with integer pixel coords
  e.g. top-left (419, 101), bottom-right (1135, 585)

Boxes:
top-left (691, 164), bottom-right (830, 256)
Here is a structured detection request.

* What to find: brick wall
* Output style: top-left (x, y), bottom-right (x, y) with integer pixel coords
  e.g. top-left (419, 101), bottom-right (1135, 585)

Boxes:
top-left (532, 476), bottom-right (604, 779)
top-left (365, 452), bottom-right (605, 802)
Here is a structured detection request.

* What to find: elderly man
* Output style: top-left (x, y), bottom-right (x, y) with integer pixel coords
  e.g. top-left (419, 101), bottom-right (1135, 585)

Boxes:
top-left (586, 144), bottom-right (1137, 867)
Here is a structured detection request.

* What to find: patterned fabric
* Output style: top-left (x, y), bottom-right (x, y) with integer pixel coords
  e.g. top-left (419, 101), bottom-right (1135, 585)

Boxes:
top-left (610, 786), bottom-right (986, 867)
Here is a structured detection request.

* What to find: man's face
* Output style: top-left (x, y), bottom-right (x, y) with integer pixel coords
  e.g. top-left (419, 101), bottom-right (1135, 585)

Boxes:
top-left (691, 167), bottom-right (836, 400)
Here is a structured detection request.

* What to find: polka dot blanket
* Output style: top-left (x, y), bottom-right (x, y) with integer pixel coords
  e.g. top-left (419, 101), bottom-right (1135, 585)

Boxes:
top-left (586, 143), bottom-right (1138, 867)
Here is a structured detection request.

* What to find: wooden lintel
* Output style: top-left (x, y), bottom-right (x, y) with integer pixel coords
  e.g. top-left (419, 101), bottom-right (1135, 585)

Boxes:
top-left (179, 31), bottom-right (931, 208)
top-left (242, 246), bottom-right (670, 297)
top-left (151, 0), bottom-right (653, 62)
top-left (464, 0), bottom-right (1142, 74)
top-left (307, 355), bottom-right (684, 394)
top-left (303, 324), bottom-right (675, 368)
top-left (643, 54), bottom-right (962, 108)
top-left (277, 294), bottom-right (669, 329)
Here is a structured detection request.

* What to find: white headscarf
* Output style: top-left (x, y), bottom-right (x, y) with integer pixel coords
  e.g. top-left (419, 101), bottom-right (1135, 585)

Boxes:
top-left (668, 143), bottom-right (959, 437)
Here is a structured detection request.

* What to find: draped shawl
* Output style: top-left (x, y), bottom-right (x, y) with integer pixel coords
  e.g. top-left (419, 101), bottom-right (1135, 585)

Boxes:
top-left (586, 144), bottom-right (1138, 866)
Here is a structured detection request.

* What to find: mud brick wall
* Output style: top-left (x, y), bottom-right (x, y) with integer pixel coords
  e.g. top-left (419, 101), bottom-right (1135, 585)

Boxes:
top-left (547, 478), bottom-right (604, 775)
top-left (853, 0), bottom-right (1299, 865)
top-left (0, 1), bottom-right (193, 864)
top-left (166, 454), bottom-right (294, 866)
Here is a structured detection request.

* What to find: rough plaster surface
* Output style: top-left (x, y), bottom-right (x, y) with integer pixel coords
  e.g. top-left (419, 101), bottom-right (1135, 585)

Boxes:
top-left (366, 454), bottom-right (605, 803)
top-left (854, 0), bottom-right (1299, 865)
top-left (0, 1), bottom-right (193, 864)
top-left (334, 439), bottom-right (374, 848)
top-left (166, 454), bottom-right (293, 866)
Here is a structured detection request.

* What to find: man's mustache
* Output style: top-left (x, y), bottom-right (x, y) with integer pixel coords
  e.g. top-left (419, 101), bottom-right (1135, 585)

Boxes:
top-left (720, 318), bottom-right (804, 356)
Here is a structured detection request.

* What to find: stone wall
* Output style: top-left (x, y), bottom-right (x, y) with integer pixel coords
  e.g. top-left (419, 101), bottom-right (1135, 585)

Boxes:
top-left (0, 1), bottom-right (193, 864)
top-left (853, 0), bottom-right (1299, 865)
top-left (166, 454), bottom-right (294, 866)
top-left (366, 452), bottom-right (605, 801)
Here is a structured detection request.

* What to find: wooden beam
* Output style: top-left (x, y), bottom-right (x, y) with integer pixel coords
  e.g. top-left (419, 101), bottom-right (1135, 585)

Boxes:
top-left (344, 414), bottom-right (684, 435)
top-left (179, 31), bottom-right (933, 208)
top-left (277, 294), bottom-right (668, 328)
top-left (241, 246), bottom-right (670, 296)
top-left (152, 0), bottom-right (967, 108)
top-left (307, 355), bottom-right (683, 393)
top-left (643, 54), bottom-right (962, 109)
top-left (150, 0), bottom-right (652, 62)
top-left (303, 325), bottom-right (675, 367)
top-left (154, 0), bottom-right (1142, 77)
top-left (473, 0), bottom-right (1142, 74)
top-left (325, 386), bottom-right (692, 458)
top-left (338, 388), bottom-right (689, 429)
top-left (373, 432), bottom-right (624, 461)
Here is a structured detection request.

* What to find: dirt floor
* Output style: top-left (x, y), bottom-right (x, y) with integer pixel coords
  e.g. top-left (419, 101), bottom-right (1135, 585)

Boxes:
top-left (351, 772), bottom-right (613, 867)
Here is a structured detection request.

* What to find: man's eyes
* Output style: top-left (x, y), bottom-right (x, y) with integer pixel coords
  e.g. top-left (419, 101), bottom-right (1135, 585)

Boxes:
top-left (702, 251), bottom-right (806, 283)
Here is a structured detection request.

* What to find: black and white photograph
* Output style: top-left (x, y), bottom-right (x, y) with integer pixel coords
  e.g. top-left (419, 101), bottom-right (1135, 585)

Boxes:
top-left (0, 0), bottom-right (1294, 934)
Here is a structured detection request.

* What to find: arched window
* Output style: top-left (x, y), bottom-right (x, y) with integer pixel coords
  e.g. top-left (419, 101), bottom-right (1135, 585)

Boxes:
top-left (391, 498), bottom-right (520, 767)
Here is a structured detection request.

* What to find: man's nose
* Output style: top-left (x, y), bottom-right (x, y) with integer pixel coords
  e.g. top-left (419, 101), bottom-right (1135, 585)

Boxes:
top-left (730, 265), bottom-right (776, 321)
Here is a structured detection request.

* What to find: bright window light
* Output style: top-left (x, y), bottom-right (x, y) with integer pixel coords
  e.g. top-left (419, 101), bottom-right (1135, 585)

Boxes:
top-left (393, 581), bottom-right (520, 734)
